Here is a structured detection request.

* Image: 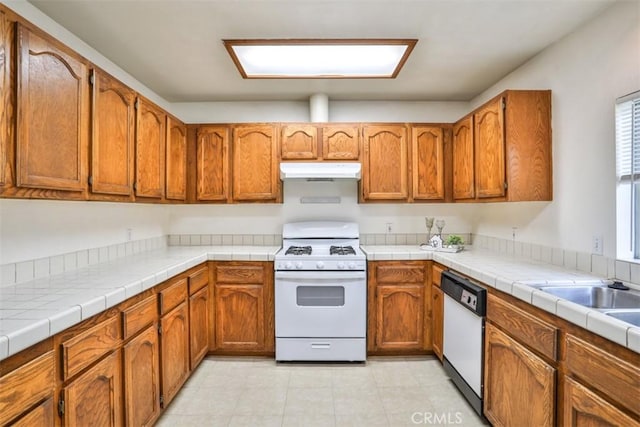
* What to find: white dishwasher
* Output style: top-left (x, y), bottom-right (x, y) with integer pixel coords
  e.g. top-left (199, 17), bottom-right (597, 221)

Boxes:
top-left (441, 270), bottom-right (487, 418)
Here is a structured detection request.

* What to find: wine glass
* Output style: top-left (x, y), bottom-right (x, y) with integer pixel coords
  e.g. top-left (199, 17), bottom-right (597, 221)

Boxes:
top-left (435, 219), bottom-right (445, 237)
top-left (425, 217), bottom-right (434, 242)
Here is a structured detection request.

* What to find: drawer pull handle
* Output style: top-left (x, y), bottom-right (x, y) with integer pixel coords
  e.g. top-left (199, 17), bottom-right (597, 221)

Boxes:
top-left (311, 343), bottom-right (331, 349)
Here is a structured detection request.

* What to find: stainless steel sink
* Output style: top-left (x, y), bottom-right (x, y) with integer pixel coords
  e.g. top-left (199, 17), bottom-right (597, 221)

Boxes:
top-left (532, 284), bottom-right (640, 309)
top-left (602, 309), bottom-right (640, 327)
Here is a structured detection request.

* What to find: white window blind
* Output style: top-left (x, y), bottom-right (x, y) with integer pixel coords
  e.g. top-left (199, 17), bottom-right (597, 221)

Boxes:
top-left (616, 95), bottom-right (640, 179)
top-left (615, 90), bottom-right (640, 259)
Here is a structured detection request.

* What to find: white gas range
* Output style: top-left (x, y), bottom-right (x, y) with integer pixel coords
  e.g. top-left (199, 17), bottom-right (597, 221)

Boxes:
top-left (274, 221), bottom-right (367, 362)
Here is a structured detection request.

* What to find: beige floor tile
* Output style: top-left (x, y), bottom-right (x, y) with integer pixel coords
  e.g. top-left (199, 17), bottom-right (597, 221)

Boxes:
top-left (234, 387), bottom-right (288, 415)
top-left (246, 368), bottom-right (291, 388)
top-left (181, 386), bottom-right (243, 416)
top-left (379, 386), bottom-right (435, 415)
top-left (289, 368), bottom-right (334, 388)
top-left (333, 387), bottom-right (385, 416)
top-left (155, 414), bottom-right (231, 427)
top-left (331, 368), bottom-right (378, 388)
top-left (371, 365), bottom-right (421, 387)
top-left (335, 412), bottom-right (391, 427)
top-left (284, 387), bottom-right (334, 415)
top-left (282, 414), bottom-right (337, 427)
top-left (228, 415), bottom-right (283, 427)
top-left (162, 386), bottom-right (202, 415)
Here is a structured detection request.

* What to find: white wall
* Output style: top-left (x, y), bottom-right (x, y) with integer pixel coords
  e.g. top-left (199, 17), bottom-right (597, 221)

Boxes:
top-left (470, 0), bottom-right (640, 258)
top-left (169, 180), bottom-right (476, 236)
top-left (171, 100), bottom-right (468, 124)
top-left (0, 199), bottom-right (170, 265)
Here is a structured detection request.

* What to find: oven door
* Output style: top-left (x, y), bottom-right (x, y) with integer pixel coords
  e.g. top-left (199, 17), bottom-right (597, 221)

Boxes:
top-left (275, 270), bottom-right (366, 338)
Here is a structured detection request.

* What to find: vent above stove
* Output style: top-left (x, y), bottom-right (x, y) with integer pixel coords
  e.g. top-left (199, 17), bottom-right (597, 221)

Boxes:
top-left (280, 162), bottom-right (361, 180)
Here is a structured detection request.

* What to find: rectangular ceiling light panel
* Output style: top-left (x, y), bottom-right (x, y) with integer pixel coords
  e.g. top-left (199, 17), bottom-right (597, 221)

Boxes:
top-left (224, 39), bottom-right (417, 79)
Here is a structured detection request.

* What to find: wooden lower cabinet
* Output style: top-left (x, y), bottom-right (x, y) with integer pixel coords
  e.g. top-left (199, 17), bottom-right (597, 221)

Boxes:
top-left (484, 322), bottom-right (555, 427)
top-left (212, 262), bottom-right (274, 354)
top-left (367, 261), bottom-right (431, 354)
top-left (123, 324), bottom-right (161, 427)
top-left (160, 301), bottom-right (190, 407)
top-left (431, 285), bottom-right (443, 360)
top-left (62, 350), bottom-right (122, 427)
top-left (563, 376), bottom-right (639, 427)
top-left (11, 397), bottom-right (54, 427)
top-left (189, 285), bottom-right (209, 368)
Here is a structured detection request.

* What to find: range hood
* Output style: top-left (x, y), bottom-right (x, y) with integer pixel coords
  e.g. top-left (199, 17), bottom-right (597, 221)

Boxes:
top-left (279, 162), bottom-right (361, 180)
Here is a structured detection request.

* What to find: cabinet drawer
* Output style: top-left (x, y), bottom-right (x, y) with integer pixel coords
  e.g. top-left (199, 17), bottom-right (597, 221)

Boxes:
top-left (11, 396), bottom-right (54, 427)
top-left (216, 265), bottom-right (264, 284)
top-left (432, 264), bottom-right (445, 287)
top-left (159, 278), bottom-right (188, 314)
top-left (565, 334), bottom-right (640, 416)
top-left (61, 315), bottom-right (121, 380)
top-left (0, 351), bottom-right (55, 426)
top-left (188, 267), bottom-right (209, 295)
top-left (487, 294), bottom-right (557, 360)
top-left (122, 295), bottom-right (157, 339)
top-left (375, 263), bottom-right (425, 284)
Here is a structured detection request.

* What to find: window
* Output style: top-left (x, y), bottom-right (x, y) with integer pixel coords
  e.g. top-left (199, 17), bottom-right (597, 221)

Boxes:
top-left (616, 90), bottom-right (640, 259)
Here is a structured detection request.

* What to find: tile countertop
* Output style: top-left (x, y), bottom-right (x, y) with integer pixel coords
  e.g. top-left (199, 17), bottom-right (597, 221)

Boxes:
top-left (361, 245), bottom-right (640, 354)
top-left (0, 246), bottom-right (280, 361)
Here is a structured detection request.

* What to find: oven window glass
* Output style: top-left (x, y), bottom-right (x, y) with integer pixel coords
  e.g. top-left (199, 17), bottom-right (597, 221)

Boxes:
top-left (296, 286), bottom-right (345, 306)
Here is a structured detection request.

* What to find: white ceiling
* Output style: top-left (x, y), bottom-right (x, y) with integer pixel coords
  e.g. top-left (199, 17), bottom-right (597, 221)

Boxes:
top-left (28, 0), bottom-right (616, 102)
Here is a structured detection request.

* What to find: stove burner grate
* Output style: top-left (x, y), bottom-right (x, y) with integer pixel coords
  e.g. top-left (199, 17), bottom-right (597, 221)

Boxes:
top-left (330, 245), bottom-right (356, 256)
top-left (285, 245), bottom-right (312, 256)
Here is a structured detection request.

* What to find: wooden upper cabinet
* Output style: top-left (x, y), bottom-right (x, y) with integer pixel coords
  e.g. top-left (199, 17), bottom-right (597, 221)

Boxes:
top-left (362, 125), bottom-right (409, 201)
top-left (322, 125), bottom-right (360, 160)
top-left (90, 69), bottom-right (135, 196)
top-left (280, 124), bottom-right (317, 160)
top-left (231, 124), bottom-right (280, 202)
top-left (474, 97), bottom-right (506, 199)
top-left (16, 24), bottom-right (89, 192)
top-left (135, 98), bottom-right (166, 198)
top-left (196, 125), bottom-right (229, 201)
top-left (165, 116), bottom-right (187, 201)
top-left (0, 9), bottom-right (9, 188)
top-left (452, 116), bottom-right (475, 200)
top-left (411, 126), bottom-right (445, 201)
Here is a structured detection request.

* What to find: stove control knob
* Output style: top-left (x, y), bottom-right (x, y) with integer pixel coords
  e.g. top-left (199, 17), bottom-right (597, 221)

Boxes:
top-left (316, 261), bottom-right (325, 270)
top-left (337, 262), bottom-right (346, 270)
top-left (295, 262), bottom-right (303, 269)
top-left (348, 262), bottom-right (357, 270)
top-left (285, 262), bottom-right (293, 270)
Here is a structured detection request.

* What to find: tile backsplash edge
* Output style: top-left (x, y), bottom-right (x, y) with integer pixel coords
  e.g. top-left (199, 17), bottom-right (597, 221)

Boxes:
top-left (472, 234), bottom-right (640, 285)
top-left (1, 236), bottom-right (167, 287)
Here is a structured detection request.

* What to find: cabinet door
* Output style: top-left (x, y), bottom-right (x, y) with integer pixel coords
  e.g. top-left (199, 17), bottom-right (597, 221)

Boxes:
top-left (16, 24), bottom-right (88, 192)
top-left (11, 397), bottom-right (54, 427)
top-left (411, 126), bottom-right (444, 200)
top-left (452, 116), bottom-right (475, 200)
top-left (281, 124), bottom-right (317, 160)
top-left (232, 124), bottom-right (280, 201)
top-left (322, 125), bottom-right (360, 160)
top-left (90, 69), bottom-right (135, 196)
top-left (63, 350), bottom-right (122, 427)
top-left (0, 10), bottom-right (10, 187)
top-left (166, 116), bottom-right (187, 200)
top-left (375, 285), bottom-right (425, 351)
top-left (484, 322), bottom-right (555, 427)
top-left (215, 284), bottom-right (265, 351)
top-left (189, 285), bottom-right (209, 369)
top-left (563, 376), bottom-right (639, 427)
top-left (431, 285), bottom-right (443, 360)
top-left (123, 324), bottom-right (161, 427)
top-left (160, 301), bottom-right (190, 406)
top-left (196, 125), bottom-right (229, 201)
top-left (362, 125), bottom-right (408, 201)
top-left (474, 97), bottom-right (506, 198)
top-left (135, 98), bottom-right (165, 198)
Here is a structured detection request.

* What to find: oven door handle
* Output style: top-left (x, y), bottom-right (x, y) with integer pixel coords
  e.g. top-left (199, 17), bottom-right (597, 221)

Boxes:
top-left (275, 270), bottom-right (366, 280)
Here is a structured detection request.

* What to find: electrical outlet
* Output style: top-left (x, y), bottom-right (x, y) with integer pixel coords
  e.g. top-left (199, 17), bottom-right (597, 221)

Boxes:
top-left (126, 228), bottom-right (133, 242)
top-left (386, 223), bottom-right (393, 233)
top-left (592, 235), bottom-right (603, 255)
